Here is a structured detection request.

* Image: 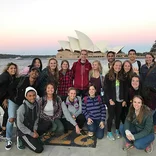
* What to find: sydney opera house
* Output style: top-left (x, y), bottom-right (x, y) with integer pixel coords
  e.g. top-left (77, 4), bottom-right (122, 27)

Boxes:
top-left (56, 30), bottom-right (124, 59)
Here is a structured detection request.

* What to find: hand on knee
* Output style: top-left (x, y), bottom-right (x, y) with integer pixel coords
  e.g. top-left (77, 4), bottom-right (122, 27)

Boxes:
top-left (9, 118), bottom-right (15, 123)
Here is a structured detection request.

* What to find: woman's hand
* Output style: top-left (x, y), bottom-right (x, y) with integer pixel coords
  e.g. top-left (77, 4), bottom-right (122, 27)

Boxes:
top-left (87, 118), bottom-right (93, 125)
top-left (75, 125), bottom-right (81, 134)
top-left (99, 121), bottom-right (105, 129)
top-left (109, 99), bottom-right (115, 105)
top-left (33, 130), bottom-right (39, 138)
top-left (122, 101), bottom-right (126, 107)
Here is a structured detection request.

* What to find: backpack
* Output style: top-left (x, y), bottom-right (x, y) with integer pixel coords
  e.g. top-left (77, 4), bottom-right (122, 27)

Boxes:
top-left (66, 96), bottom-right (79, 108)
top-left (14, 76), bottom-right (27, 103)
top-left (83, 95), bottom-right (101, 104)
top-left (137, 60), bottom-right (141, 71)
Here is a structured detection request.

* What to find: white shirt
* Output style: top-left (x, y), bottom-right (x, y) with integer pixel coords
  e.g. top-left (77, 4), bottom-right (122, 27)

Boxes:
top-left (44, 100), bottom-right (54, 116)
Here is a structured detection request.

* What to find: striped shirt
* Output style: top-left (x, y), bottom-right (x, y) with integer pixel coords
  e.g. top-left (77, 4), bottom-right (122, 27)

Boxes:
top-left (82, 96), bottom-right (106, 121)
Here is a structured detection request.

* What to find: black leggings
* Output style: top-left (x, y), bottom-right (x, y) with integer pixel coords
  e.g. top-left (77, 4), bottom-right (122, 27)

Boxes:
top-left (0, 99), bottom-right (8, 128)
top-left (61, 114), bottom-right (86, 131)
top-left (107, 101), bottom-right (122, 132)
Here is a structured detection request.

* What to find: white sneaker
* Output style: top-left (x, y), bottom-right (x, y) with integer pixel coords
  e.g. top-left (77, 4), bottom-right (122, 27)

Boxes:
top-left (5, 140), bottom-right (12, 150)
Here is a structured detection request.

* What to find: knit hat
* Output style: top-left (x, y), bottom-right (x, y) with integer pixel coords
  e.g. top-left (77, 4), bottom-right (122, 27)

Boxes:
top-left (25, 87), bottom-right (37, 97)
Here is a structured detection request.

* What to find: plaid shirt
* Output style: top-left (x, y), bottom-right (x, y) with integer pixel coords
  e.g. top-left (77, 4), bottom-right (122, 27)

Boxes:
top-left (38, 96), bottom-right (62, 121)
top-left (57, 69), bottom-right (73, 96)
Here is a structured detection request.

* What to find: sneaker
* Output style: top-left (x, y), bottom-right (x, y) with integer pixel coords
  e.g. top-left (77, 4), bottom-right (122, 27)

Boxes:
top-left (107, 132), bottom-right (115, 141)
top-left (88, 131), bottom-right (94, 137)
top-left (123, 142), bottom-right (134, 151)
top-left (17, 136), bottom-right (25, 150)
top-left (115, 129), bottom-right (121, 139)
top-left (0, 129), bottom-right (6, 138)
top-left (145, 142), bottom-right (153, 154)
top-left (5, 140), bottom-right (12, 150)
top-left (80, 130), bottom-right (87, 135)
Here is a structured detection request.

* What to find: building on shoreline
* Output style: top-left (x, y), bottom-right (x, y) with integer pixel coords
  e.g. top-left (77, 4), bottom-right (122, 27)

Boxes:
top-left (56, 30), bottom-right (124, 59)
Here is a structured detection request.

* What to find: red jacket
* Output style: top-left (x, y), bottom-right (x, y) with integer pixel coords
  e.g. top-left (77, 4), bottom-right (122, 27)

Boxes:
top-left (71, 59), bottom-right (92, 90)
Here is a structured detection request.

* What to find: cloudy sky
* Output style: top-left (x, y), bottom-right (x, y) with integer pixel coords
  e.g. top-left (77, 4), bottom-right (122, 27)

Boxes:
top-left (0, 0), bottom-right (156, 55)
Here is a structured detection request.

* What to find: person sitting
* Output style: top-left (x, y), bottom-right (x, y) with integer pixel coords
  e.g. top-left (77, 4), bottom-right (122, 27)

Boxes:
top-left (120, 95), bottom-right (155, 154)
top-left (38, 83), bottom-right (64, 136)
top-left (61, 87), bottom-right (86, 135)
top-left (16, 87), bottom-right (43, 153)
top-left (82, 84), bottom-right (106, 139)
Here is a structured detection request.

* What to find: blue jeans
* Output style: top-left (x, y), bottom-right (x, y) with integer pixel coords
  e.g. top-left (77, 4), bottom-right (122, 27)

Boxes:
top-left (120, 124), bottom-right (155, 149)
top-left (87, 119), bottom-right (104, 139)
top-left (6, 100), bottom-right (19, 140)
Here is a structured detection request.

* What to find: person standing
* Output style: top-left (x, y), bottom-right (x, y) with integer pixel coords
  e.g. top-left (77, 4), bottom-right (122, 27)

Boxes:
top-left (89, 60), bottom-right (104, 96)
top-left (102, 51), bottom-right (116, 76)
top-left (58, 60), bottom-right (73, 102)
top-left (71, 50), bottom-right (92, 98)
top-left (104, 60), bottom-right (126, 140)
top-left (0, 62), bottom-right (18, 138)
top-left (128, 49), bottom-right (141, 75)
top-left (140, 53), bottom-right (156, 134)
top-left (38, 58), bottom-right (59, 97)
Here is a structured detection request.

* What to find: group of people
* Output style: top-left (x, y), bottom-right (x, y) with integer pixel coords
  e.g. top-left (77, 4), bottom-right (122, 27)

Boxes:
top-left (0, 49), bottom-right (155, 154)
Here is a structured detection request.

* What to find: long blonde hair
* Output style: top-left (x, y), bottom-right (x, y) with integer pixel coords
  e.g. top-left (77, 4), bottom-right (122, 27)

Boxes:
top-left (89, 60), bottom-right (102, 78)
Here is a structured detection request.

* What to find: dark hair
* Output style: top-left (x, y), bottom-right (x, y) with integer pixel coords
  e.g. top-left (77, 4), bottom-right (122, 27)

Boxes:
top-left (128, 49), bottom-right (136, 55)
top-left (121, 60), bottom-right (134, 79)
top-left (3, 62), bottom-right (19, 77)
top-left (29, 58), bottom-right (42, 72)
top-left (45, 82), bottom-right (57, 102)
top-left (108, 60), bottom-right (122, 81)
top-left (61, 60), bottom-right (70, 70)
top-left (107, 51), bottom-right (115, 57)
top-left (126, 95), bottom-right (150, 124)
top-left (145, 52), bottom-right (155, 62)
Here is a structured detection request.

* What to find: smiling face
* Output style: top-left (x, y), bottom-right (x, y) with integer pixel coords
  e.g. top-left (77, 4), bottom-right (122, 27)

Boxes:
top-left (107, 52), bottom-right (115, 63)
top-left (80, 50), bottom-right (88, 62)
top-left (128, 51), bottom-right (136, 61)
top-left (49, 59), bottom-right (57, 71)
top-left (89, 86), bottom-right (96, 97)
top-left (34, 59), bottom-right (41, 68)
top-left (132, 97), bottom-right (142, 112)
top-left (68, 89), bottom-right (76, 101)
top-left (113, 61), bottom-right (122, 73)
top-left (131, 77), bottom-right (139, 89)
top-left (61, 61), bottom-right (69, 70)
top-left (7, 65), bottom-right (17, 76)
top-left (26, 91), bottom-right (36, 103)
top-left (92, 61), bottom-right (99, 70)
top-left (29, 69), bottom-right (39, 79)
top-left (145, 54), bottom-right (154, 65)
top-left (46, 84), bottom-right (55, 96)
top-left (123, 61), bottom-right (131, 73)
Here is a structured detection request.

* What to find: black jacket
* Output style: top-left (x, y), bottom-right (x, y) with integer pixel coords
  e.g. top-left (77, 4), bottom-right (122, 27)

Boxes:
top-left (9, 76), bottom-right (38, 105)
top-left (104, 74), bottom-right (126, 104)
top-left (0, 71), bottom-right (15, 100)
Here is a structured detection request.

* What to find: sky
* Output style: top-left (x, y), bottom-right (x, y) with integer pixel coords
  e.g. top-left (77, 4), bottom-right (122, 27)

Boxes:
top-left (0, 0), bottom-right (156, 55)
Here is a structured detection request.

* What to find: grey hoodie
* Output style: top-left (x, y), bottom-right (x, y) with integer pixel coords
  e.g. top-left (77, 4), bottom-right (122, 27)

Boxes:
top-left (61, 96), bottom-right (82, 126)
top-left (17, 99), bottom-right (39, 137)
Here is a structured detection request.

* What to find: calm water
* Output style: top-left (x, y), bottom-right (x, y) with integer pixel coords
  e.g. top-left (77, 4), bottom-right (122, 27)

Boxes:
top-left (0, 58), bottom-right (145, 74)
